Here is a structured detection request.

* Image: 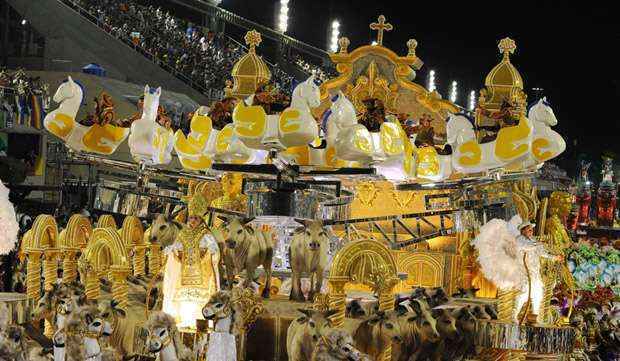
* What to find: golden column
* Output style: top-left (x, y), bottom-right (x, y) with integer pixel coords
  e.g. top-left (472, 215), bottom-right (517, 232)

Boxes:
top-left (148, 244), bottom-right (162, 276)
top-left (110, 266), bottom-right (130, 309)
top-left (326, 278), bottom-right (347, 327)
top-left (85, 269), bottom-right (100, 301)
top-left (133, 245), bottom-right (147, 276)
top-left (62, 248), bottom-right (79, 283)
top-left (26, 250), bottom-right (43, 301)
top-left (42, 249), bottom-right (59, 291)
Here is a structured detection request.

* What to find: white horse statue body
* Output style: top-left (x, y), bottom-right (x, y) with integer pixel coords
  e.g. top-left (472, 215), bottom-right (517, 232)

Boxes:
top-left (44, 76), bottom-right (128, 154)
top-left (174, 106), bottom-right (262, 171)
top-left (446, 111), bottom-right (533, 174)
top-left (128, 85), bottom-right (174, 165)
top-left (233, 75), bottom-right (320, 151)
top-left (524, 97), bottom-right (565, 166)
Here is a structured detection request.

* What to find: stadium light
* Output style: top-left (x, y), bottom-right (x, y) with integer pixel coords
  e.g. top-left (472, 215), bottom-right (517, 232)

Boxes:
top-left (278, 0), bottom-right (289, 33)
top-left (329, 20), bottom-right (340, 53)
top-left (450, 81), bottom-right (458, 103)
top-left (427, 70), bottom-right (436, 92)
top-left (468, 90), bottom-right (476, 111)
top-left (21, 19), bottom-right (27, 26)
top-left (371, 40), bottom-right (378, 46)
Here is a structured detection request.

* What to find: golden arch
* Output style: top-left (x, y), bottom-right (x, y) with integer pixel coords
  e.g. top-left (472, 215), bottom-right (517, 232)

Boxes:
top-left (97, 214), bottom-right (118, 229)
top-left (24, 215), bottom-right (58, 251)
top-left (119, 216), bottom-right (144, 248)
top-left (59, 214), bottom-right (92, 249)
top-left (84, 228), bottom-right (129, 268)
top-left (327, 239), bottom-right (399, 361)
top-left (82, 228), bottom-right (130, 306)
top-left (119, 216), bottom-right (147, 276)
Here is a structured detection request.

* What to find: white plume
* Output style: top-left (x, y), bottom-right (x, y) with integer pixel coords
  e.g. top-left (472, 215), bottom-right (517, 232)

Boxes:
top-left (0, 181), bottom-right (19, 255)
top-left (471, 215), bottom-right (526, 289)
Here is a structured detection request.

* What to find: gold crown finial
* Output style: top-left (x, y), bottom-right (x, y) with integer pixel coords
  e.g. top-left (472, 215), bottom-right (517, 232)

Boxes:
top-left (370, 15), bottom-right (393, 46)
top-left (406, 38), bottom-right (418, 57)
top-left (338, 37), bottom-right (350, 54)
top-left (245, 30), bottom-right (262, 54)
top-left (498, 37), bottom-right (516, 60)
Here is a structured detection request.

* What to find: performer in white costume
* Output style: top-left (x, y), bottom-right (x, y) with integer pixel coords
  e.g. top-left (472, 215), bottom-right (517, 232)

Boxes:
top-left (472, 216), bottom-right (562, 324)
top-left (162, 193), bottom-right (220, 329)
top-left (513, 221), bottom-right (562, 322)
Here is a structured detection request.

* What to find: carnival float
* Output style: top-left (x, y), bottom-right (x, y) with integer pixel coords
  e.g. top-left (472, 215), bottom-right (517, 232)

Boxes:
top-left (1, 14), bottom-right (617, 361)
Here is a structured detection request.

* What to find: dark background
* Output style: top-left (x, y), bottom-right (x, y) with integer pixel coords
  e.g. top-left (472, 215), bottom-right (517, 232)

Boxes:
top-left (214, 0), bottom-right (619, 176)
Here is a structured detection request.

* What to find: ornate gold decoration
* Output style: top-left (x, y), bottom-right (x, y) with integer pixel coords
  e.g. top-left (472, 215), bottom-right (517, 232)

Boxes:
top-left (82, 228), bottom-right (130, 308)
top-left (338, 37), bottom-right (350, 54)
top-left (476, 37), bottom-right (526, 125)
top-left (231, 287), bottom-right (264, 331)
top-left (312, 294), bottom-right (331, 312)
top-left (369, 15), bottom-right (393, 46)
top-left (188, 193), bottom-right (210, 218)
top-left (210, 173), bottom-right (247, 213)
top-left (231, 30), bottom-right (271, 98)
top-left (349, 61), bottom-right (398, 113)
top-left (511, 179), bottom-right (539, 222)
top-left (355, 182), bottom-right (379, 207)
top-left (390, 189), bottom-right (415, 210)
top-left (406, 39), bottom-right (418, 57)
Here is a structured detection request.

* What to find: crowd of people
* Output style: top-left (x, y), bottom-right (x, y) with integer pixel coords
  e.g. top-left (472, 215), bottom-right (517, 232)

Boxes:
top-left (61, 0), bottom-right (334, 99)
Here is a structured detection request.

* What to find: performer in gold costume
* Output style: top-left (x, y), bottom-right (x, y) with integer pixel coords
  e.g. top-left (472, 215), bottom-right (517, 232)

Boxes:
top-left (162, 193), bottom-right (220, 329)
top-left (210, 172), bottom-right (247, 212)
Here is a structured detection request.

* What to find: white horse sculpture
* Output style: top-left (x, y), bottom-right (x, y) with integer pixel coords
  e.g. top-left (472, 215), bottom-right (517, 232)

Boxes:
top-left (44, 76), bottom-right (128, 154)
top-left (318, 92), bottom-right (419, 180)
top-left (233, 75), bottom-right (320, 151)
top-left (446, 110), bottom-right (534, 174)
top-left (174, 106), bottom-right (260, 171)
top-left (525, 97), bottom-right (566, 165)
top-left (128, 85), bottom-right (174, 165)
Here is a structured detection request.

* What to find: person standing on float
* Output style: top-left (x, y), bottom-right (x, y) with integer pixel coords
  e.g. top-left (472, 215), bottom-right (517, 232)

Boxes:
top-left (513, 221), bottom-right (562, 323)
top-left (162, 193), bottom-right (220, 328)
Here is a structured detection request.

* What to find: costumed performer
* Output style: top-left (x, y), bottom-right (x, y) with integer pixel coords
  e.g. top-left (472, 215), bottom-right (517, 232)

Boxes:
top-left (472, 216), bottom-right (562, 324)
top-left (162, 193), bottom-right (220, 329)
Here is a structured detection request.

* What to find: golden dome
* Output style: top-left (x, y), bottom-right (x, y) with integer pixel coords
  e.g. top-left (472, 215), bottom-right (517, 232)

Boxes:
top-left (230, 30), bottom-right (271, 98)
top-left (481, 38), bottom-right (526, 110)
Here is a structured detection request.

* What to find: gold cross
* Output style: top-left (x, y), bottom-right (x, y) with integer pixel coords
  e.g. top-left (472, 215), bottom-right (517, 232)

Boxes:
top-left (370, 15), bottom-right (392, 46)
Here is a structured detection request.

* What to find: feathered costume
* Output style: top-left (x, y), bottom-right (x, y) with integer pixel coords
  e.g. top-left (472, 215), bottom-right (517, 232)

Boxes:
top-left (472, 215), bottom-right (554, 322)
top-left (0, 181), bottom-right (19, 255)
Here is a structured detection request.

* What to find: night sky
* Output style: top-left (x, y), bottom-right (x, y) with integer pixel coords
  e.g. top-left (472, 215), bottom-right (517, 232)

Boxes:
top-left (216, 1), bottom-right (619, 173)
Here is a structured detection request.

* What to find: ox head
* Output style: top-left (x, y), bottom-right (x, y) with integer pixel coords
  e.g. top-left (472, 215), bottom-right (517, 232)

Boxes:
top-left (98, 299), bottom-right (126, 337)
top-left (453, 306), bottom-right (477, 334)
top-left (296, 220), bottom-right (329, 252)
top-left (427, 287), bottom-right (449, 307)
top-left (431, 308), bottom-right (458, 339)
top-left (471, 305), bottom-right (492, 320)
top-left (295, 308), bottom-right (337, 342)
top-left (366, 310), bottom-right (405, 343)
top-left (221, 217), bottom-right (254, 250)
top-left (31, 285), bottom-right (59, 322)
top-left (405, 300), bottom-right (440, 343)
top-left (150, 214), bottom-right (182, 249)
top-left (202, 290), bottom-right (233, 321)
top-left (320, 329), bottom-right (369, 361)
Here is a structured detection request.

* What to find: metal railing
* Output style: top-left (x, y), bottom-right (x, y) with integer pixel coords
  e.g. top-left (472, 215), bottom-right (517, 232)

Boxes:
top-left (58, 0), bottom-right (224, 103)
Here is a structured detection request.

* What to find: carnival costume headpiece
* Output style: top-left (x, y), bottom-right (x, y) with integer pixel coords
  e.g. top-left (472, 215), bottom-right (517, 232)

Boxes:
top-left (518, 221), bottom-right (535, 231)
top-left (188, 193), bottom-right (210, 218)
